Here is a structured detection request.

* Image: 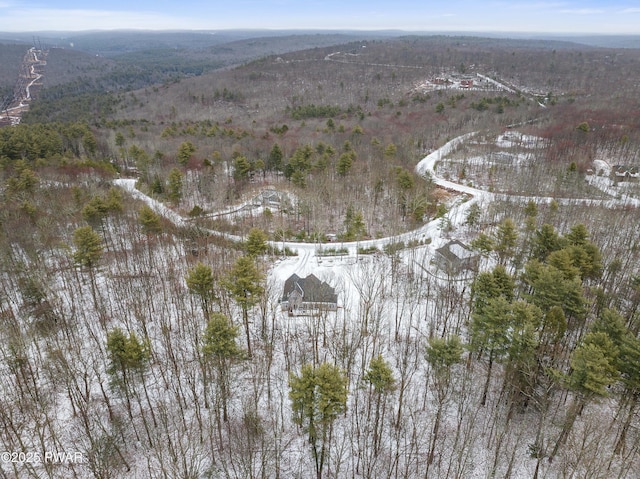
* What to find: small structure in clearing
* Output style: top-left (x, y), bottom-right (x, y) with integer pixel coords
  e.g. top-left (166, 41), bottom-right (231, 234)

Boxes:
top-left (433, 240), bottom-right (479, 275)
top-left (281, 273), bottom-right (338, 316)
top-left (252, 189), bottom-right (288, 208)
top-left (612, 165), bottom-right (640, 181)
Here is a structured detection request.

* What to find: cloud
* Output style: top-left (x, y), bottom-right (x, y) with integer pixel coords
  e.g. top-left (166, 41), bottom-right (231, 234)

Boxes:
top-left (0, 1), bottom-right (636, 34)
top-left (493, 1), bottom-right (567, 11)
top-left (558, 8), bottom-right (604, 15)
top-left (0, 7), bottom-right (212, 31)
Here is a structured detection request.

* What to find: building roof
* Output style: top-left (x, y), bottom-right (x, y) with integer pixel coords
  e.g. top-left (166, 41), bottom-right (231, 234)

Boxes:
top-left (613, 165), bottom-right (640, 177)
top-left (283, 274), bottom-right (337, 304)
top-left (433, 239), bottom-right (479, 274)
top-left (435, 240), bottom-right (476, 262)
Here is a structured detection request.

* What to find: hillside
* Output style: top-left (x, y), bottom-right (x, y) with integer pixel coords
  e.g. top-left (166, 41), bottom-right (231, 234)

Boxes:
top-left (1, 32), bottom-right (640, 479)
top-left (0, 43), bottom-right (31, 103)
top-left (94, 36), bottom-right (640, 240)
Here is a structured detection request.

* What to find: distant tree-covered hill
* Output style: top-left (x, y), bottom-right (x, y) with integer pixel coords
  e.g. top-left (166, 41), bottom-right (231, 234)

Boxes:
top-left (0, 43), bottom-right (30, 101)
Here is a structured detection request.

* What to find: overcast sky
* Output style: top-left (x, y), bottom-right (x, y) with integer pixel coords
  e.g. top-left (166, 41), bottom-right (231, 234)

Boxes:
top-left (0, 0), bottom-right (638, 34)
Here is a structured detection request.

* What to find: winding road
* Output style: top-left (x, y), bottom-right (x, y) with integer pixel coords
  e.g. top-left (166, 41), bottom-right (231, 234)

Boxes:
top-left (115, 129), bottom-right (639, 272)
top-left (2, 47), bottom-right (46, 126)
top-left (115, 132), bottom-right (484, 265)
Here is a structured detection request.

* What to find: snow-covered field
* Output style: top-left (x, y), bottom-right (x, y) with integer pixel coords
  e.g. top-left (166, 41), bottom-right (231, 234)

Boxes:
top-left (3, 130), bottom-right (639, 479)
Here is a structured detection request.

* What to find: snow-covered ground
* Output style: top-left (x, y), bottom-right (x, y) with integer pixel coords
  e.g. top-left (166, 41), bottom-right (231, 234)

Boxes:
top-left (3, 129), bottom-right (638, 479)
top-left (2, 47), bottom-right (46, 125)
top-left (115, 131), bottom-right (487, 287)
top-left (115, 128), bottom-right (640, 290)
top-left (495, 130), bottom-right (547, 149)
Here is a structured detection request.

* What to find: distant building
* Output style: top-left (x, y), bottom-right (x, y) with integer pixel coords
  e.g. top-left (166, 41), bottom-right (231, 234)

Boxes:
top-left (325, 233), bottom-right (338, 242)
top-left (612, 165), bottom-right (639, 181)
top-left (281, 274), bottom-right (338, 316)
top-left (432, 77), bottom-right (452, 86)
top-left (433, 240), bottom-right (479, 275)
top-left (252, 189), bottom-right (285, 208)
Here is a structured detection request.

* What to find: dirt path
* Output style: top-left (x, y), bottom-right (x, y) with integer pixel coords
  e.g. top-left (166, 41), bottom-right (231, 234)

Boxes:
top-left (1, 47), bottom-right (47, 126)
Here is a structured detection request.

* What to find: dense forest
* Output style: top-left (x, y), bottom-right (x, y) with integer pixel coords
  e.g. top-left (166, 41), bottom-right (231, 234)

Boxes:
top-left (1, 32), bottom-right (640, 478)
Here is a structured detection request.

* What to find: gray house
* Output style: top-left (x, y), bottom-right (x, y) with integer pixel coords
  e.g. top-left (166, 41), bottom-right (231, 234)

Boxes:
top-left (253, 189), bottom-right (285, 208)
top-left (612, 165), bottom-right (640, 181)
top-left (281, 274), bottom-right (338, 315)
top-left (433, 240), bottom-right (479, 274)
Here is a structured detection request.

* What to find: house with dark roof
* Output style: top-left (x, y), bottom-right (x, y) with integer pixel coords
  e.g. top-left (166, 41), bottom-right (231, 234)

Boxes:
top-left (281, 274), bottom-right (338, 315)
top-left (433, 240), bottom-right (479, 275)
top-left (612, 165), bottom-right (640, 181)
top-left (252, 189), bottom-right (286, 208)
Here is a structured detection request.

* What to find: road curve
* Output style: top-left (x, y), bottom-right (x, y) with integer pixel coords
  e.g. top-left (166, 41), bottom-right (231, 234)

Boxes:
top-left (115, 130), bottom-right (639, 262)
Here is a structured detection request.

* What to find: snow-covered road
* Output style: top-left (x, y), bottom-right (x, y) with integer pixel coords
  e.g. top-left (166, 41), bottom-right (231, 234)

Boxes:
top-left (114, 131), bottom-right (479, 265)
top-left (417, 132), bottom-right (640, 209)
top-left (115, 129), bottom-right (639, 280)
top-left (2, 47), bottom-right (46, 125)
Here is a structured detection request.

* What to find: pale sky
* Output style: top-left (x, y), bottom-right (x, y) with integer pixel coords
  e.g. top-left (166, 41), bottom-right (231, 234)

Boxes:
top-left (0, 1), bottom-right (639, 34)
